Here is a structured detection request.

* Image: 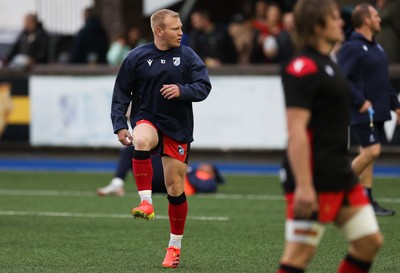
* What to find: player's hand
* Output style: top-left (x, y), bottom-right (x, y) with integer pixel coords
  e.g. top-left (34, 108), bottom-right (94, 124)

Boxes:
top-left (117, 129), bottom-right (133, 146)
top-left (160, 84), bottom-right (180, 100)
top-left (293, 184), bottom-right (318, 219)
top-left (359, 100), bottom-right (372, 113)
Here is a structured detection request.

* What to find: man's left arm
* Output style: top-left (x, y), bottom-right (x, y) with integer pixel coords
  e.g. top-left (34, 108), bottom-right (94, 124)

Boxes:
top-left (178, 51), bottom-right (212, 102)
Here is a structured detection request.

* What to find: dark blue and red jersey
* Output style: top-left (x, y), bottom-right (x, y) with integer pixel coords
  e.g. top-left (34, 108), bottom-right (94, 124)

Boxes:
top-left (337, 31), bottom-right (400, 125)
top-left (111, 42), bottom-right (211, 143)
top-left (281, 48), bottom-right (357, 192)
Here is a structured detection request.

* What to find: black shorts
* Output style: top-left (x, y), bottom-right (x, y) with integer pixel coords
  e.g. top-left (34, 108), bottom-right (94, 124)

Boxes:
top-left (351, 122), bottom-right (387, 147)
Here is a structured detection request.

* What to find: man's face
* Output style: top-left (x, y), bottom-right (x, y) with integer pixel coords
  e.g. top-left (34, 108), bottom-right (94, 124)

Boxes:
top-left (367, 6), bottom-right (381, 34)
top-left (190, 13), bottom-right (205, 30)
top-left (318, 7), bottom-right (344, 45)
top-left (160, 15), bottom-right (183, 48)
top-left (24, 15), bottom-right (36, 32)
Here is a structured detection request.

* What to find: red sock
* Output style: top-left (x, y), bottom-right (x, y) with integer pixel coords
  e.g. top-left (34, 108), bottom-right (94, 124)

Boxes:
top-left (338, 255), bottom-right (371, 273)
top-left (168, 194), bottom-right (188, 235)
top-left (132, 151), bottom-right (152, 191)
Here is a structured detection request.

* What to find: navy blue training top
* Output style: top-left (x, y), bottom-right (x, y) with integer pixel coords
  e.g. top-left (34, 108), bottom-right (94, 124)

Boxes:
top-left (337, 31), bottom-right (400, 125)
top-left (111, 42), bottom-right (211, 143)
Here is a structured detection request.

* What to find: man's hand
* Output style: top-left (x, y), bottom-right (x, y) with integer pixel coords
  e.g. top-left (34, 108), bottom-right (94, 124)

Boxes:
top-left (359, 100), bottom-right (372, 113)
top-left (117, 129), bottom-right (133, 146)
top-left (293, 184), bottom-right (319, 219)
top-left (160, 84), bottom-right (180, 100)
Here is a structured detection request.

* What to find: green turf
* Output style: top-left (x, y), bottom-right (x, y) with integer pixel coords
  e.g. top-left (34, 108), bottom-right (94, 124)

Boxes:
top-left (0, 171), bottom-right (399, 272)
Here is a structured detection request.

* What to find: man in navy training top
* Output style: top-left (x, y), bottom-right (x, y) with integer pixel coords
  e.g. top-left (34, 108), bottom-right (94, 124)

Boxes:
top-left (337, 3), bottom-right (400, 216)
top-left (110, 9), bottom-right (211, 268)
top-left (277, 0), bottom-right (383, 272)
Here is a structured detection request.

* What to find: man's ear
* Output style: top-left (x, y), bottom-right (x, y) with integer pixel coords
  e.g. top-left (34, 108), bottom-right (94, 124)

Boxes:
top-left (364, 16), bottom-right (372, 27)
top-left (155, 27), bottom-right (163, 37)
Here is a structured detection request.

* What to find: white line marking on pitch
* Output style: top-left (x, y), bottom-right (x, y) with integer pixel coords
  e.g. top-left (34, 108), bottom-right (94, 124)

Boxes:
top-left (0, 189), bottom-right (95, 197)
top-left (0, 189), bottom-right (399, 203)
top-left (0, 211), bottom-right (229, 221)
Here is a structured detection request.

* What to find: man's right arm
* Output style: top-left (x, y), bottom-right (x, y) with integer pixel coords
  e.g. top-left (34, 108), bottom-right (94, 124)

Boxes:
top-left (286, 108), bottom-right (318, 219)
top-left (110, 56), bottom-right (136, 135)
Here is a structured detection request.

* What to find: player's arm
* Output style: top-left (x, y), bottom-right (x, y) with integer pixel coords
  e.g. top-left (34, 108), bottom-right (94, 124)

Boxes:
top-left (110, 56), bottom-right (136, 145)
top-left (283, 56), bottom-right (320, 219)
top-left (177, 49), bottom-right (212, 102)
top-left (337, 43), bottom-right (367, 111)
top-left (286, 108), bottom-right (318, 219)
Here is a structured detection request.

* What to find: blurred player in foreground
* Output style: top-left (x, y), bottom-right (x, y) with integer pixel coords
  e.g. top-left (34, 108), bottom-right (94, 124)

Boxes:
top-left (277, 1), bottom-right (383, 272)
top-left (96, 146), bottom-right (225, 196)
top-left (110, 9), bottom-right (211, 268)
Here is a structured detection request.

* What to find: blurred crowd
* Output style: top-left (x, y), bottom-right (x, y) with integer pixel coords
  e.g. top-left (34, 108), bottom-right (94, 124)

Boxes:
top-left (2, 0), bottom-right (400, 69)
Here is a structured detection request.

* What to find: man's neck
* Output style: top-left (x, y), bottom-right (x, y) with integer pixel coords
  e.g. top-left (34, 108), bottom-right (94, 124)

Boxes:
top-left (315, 39), bottom-right (334, 56)
top-left (154, 39), bottom-right (168, 51)
top-left (355, 27), bottom-right (373, 41)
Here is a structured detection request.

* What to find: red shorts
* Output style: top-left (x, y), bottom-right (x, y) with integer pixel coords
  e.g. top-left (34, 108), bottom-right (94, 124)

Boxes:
top-left (136, 119), bottom-right (190, 164)
top-left (285, 183), bottom-right (370, 223)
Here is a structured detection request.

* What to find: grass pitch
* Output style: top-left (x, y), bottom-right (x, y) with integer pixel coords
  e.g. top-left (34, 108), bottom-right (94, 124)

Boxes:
top-left (0, 171), bottom-right (399, 272)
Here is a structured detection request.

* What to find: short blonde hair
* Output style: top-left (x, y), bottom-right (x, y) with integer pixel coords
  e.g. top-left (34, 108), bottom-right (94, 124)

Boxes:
top-left (150, 9), bottom-right (180, 33)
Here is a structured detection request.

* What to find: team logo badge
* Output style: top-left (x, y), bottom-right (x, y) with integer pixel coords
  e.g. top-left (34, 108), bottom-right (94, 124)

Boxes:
top-left (324, 65), bottom-right (334, 77)
top-left (293, 59), bottom-right (305, 73)
top-left (178, 145), bottom-right (185, 156)
top-left (173, 57), bottom-right (180, 66)
top-left (161, 59), bottom-right (166, 64)
top-left (147, 59), bottom-right (153, 66)
top-left (369, 134), bottom-right (375, 143)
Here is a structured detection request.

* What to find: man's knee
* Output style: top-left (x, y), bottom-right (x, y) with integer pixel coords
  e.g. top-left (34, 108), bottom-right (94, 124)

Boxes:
top-left (350, 232), bottom-right (383, 258)
top-left (166, 183), bottom-right (184, 196)
top-left (133, 136), bottom-right (153, 150)
top-left (360, 144), bottom-right (381, 161)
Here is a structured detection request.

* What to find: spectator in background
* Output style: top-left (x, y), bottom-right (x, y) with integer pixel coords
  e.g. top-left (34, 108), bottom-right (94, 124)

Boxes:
top-left (228, 13), bottom-right (255, 64)
top-left (375, 0), bottom-right (400, 63)
top-left (188, 9), bottom-right (237, 67)
top-left (252, 0), bottom-right (269, 34)
top-left (276, 12), bottom-right (295, 65)
top-left (6, 13), bottom-right (48, 68)
top-left (107, 26), bottom-right (147, 66)
top-left (70, 7), bottom-right (108, 64)
top-left (251, 3), bottom-right (282, 63)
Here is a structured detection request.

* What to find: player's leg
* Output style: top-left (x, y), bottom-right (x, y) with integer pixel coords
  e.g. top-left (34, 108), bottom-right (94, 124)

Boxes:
top-left (277, 220), bottom-right (324, 272)
top-left (351, 123), bottom-right (381, 177)
top-left (350, 123), bottom-right (393, 215)
top-left (97, 146), bottom-right (134, 196)
top-left (336, 206), bottom-right (383, 272)
top-left (160, 136), bottom-right (189, 268)
top-left (351, 143), bottom-right (380, 177)
top-left (131, 121), bottom-right (159, 220)
top-left (336, 184), bottom-right (383, 273)
top-left (361, 123), bottom-right (393, 215)
top-left (162, 156), bottom-right (187, 268)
